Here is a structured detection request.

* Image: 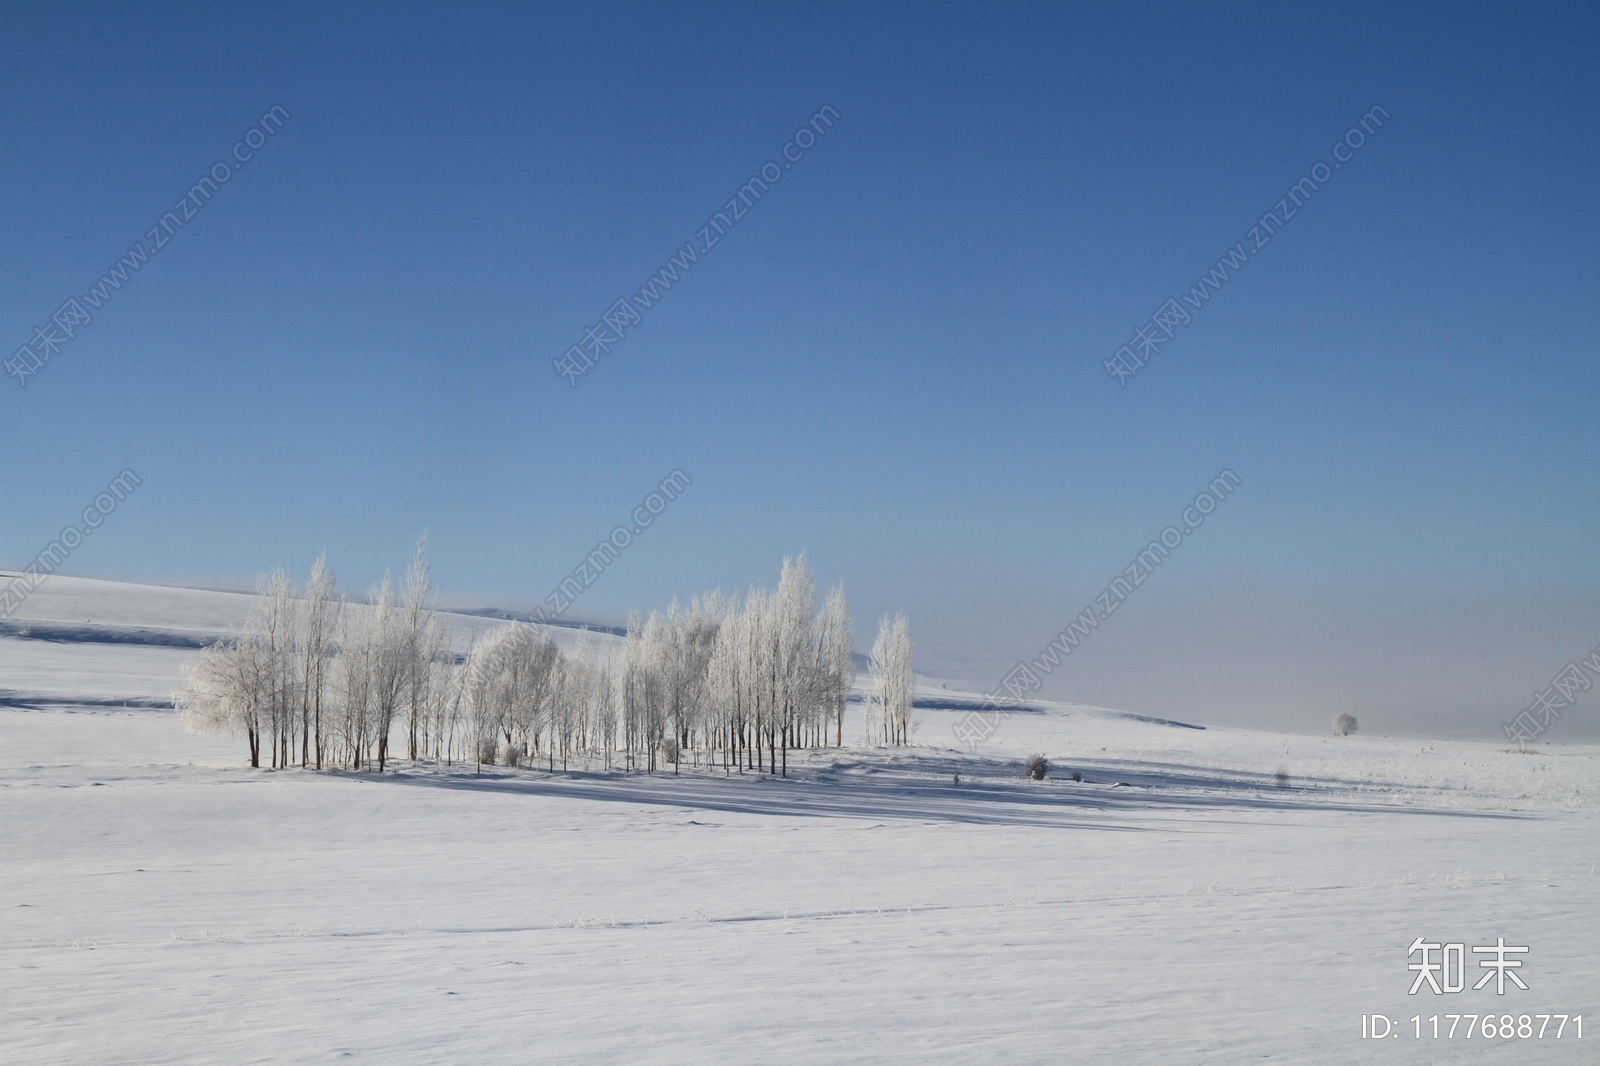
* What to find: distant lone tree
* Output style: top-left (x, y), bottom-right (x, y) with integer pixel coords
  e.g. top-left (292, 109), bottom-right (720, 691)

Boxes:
top-left (1332, 713), bottom-right (1358, 737)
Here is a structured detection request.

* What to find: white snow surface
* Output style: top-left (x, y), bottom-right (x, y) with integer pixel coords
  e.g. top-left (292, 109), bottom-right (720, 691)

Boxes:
top-left (2, 576), bottom-right (1597, 1064)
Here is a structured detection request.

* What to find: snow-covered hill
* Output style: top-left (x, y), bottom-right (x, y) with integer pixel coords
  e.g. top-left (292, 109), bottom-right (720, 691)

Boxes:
top-left (0, 571), bottom-right (621, 705)
top-left (2, 576), bottom-right (1596, 1064)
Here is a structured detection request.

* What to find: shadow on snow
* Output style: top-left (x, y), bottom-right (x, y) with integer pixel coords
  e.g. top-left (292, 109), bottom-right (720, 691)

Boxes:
top-left (350, 748), bottom-right (1527, 828)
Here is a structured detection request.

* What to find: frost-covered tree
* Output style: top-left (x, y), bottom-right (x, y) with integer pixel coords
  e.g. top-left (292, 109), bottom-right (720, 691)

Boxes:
top-left (742, 587), bottom-right (774, 771)
top-left (867, 613), bottom-right (914, 746)
top-left (468, 623), bottom-right (515, 762)
top-left (300, 553), bottom-right (339, 769)
top-left (690, 564), bottom-right (862, 773)
top-left (259, 569), bottom-right (300, 769)
top-left (435, 630), bottom-right (472, 765)
top-left (465, 622), bottom-right (558, 767)
top-left (184, 548), bottom-right (883, 776)
top-left (333, 595), bottom-right (374, 769)
top-left (402, 534), bottom-right (438, 762)
top-left (178, 634), bottom-right (267, 767)
top-left (705, 594), bottom-right (751, 773)
top-left (633, 612), bottom-right (673, 771)
top-left (415, 613), bottom-right (452, 761)
top-left (551, 634), bottom-right (610, 772)
top-left (818, 583), bottom-right (856, 747)
top-left (464, 633), bottom-right (502, 770)
top-left (652, 605), bottom-right (690, 771)
top-left (592, 652), bottom-right (619, 769)
top-left (1332, 712), bottom-right (1358, 737)
top-left (365, 575), bottom-right (408, 773)
top-left (771, 555), bottom-right (819, 775)
top-left (647, 595), bottom-right (723, 773)
top-left (519, 632), bottom-right (561, 767)
top-left (178, 568), bottom-right (300, 768)
top-left (179, 537), bottom-right (468, 774)
top-left (735, 593), bottom-right (773, 772)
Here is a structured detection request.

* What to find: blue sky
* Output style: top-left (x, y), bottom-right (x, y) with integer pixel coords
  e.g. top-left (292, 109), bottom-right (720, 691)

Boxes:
top-left (4, 1), bottom-right (1597, 737)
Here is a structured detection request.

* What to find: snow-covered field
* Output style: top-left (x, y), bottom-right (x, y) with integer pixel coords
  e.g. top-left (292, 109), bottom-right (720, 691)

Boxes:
top-left (3, 575), bottom-right (1596, 1063)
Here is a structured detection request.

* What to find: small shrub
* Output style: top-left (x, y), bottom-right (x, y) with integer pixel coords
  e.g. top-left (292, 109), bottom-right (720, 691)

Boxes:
top-left (660, 737), bottom-right (680, 765)
top-left (1332, 713), bottom-right (1358, 737)
top-left (1275, 768), bottom-right (1289, 789)
top-left (502, 744), bottom-right (521, 768)
top-left (478, 738), bottom-right (499, 765)
top-left (1024, 753), bottom-right (1049, 781)
top-left (1070, 770), bottom-right (1082, 782)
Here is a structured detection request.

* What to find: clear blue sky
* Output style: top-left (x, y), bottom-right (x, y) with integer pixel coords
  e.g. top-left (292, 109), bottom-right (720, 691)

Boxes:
top-left (4, 1), bottom-right (1597, 737)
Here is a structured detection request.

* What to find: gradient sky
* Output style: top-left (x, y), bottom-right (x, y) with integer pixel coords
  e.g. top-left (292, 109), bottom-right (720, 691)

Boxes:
top-left (4, 1), bottom-right (1598, 738)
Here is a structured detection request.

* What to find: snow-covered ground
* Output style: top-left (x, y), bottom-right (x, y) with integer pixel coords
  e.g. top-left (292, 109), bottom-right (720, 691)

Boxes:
top-left (2, 576), bottom-right (1596, 1063)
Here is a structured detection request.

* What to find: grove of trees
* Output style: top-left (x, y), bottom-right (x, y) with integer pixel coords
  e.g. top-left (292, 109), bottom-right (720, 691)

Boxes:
top-left (179, 544), bottom-right (916, 777)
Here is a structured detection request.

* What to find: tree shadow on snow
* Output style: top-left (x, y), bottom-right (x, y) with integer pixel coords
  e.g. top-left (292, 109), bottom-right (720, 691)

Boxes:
top-left (356, 749), bottom-right (1529, 828)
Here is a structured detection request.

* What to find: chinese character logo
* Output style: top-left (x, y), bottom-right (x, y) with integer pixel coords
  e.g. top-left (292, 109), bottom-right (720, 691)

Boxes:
top-left (1408, 937), bottom-right (1528, 994)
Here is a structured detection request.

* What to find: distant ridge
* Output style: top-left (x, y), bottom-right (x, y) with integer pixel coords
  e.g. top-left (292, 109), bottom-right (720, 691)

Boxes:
top-left (447, 607), bottom-right (628, 638)
top-left (0, 619), bottom-right (217, 649)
